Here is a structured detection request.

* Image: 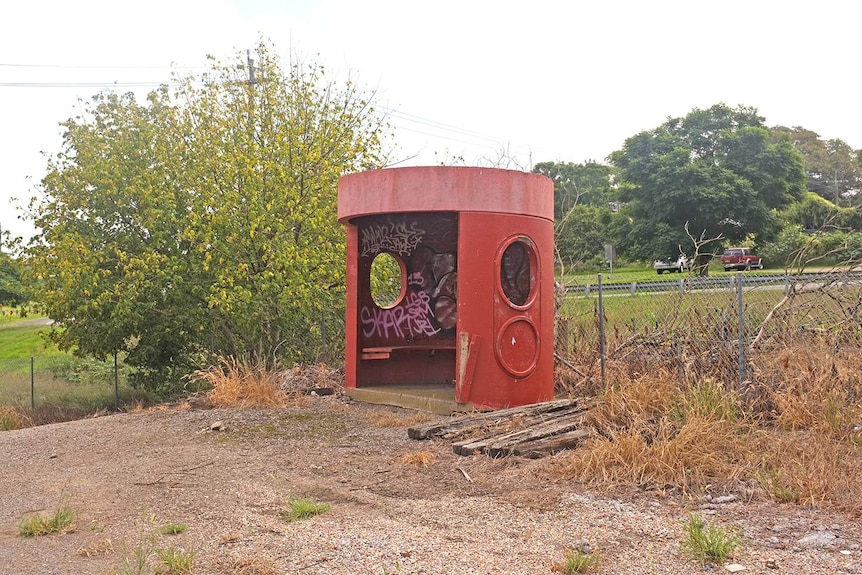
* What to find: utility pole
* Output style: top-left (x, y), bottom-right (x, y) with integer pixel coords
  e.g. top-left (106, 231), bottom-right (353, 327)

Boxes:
top-left (834, 168), bottom-right (840, 205)
top-left (246, 50), bottom-right (256, 86)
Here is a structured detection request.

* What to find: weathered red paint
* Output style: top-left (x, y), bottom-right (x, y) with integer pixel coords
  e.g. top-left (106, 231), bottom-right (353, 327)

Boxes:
top-left (338, 166), bottom-right (554, 410)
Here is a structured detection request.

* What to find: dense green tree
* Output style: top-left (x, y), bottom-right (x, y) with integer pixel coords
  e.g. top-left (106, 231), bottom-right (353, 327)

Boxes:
top-left (533, 161), bottom-right (615, 218)
top-left (609, 104), bottom-right (806, 260)
top-left (773, 126), bottom-right (861, 208)
top-left (780, 191), bottom-right (855, 231)
top-left (553, 204), bottom-right (614, 270)
top-left (532, 161), bottom-right (621, 269)
top-left (0, 253), bottom-right (25, 306)
top-left (25, 41), bottom-right (389, 390)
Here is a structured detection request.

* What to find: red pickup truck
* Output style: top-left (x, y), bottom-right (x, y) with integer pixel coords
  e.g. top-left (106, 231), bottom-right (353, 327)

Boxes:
top-left (721, 247), bottom-right (763, 271)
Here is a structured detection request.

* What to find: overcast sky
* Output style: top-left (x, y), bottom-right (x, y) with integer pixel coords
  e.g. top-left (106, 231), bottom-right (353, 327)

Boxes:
top-left (2, 0), bottom-right (859, 241)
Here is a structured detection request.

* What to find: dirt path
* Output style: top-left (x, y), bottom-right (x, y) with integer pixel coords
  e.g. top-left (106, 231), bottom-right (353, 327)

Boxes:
top-left (1, 398), bottom-right (860, 575)
top-left (0, 317), bottom-right (53, 329)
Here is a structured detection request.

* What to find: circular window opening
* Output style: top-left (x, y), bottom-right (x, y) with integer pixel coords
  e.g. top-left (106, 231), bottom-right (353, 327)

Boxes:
top-left (500, 238), bottom-right (536, 307)
top-left (370, 252), bottom-right (404, 309)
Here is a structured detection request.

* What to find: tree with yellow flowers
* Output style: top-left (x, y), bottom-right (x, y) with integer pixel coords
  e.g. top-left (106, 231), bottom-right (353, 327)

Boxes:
top-left (26, 41), bottom-right (389, 390)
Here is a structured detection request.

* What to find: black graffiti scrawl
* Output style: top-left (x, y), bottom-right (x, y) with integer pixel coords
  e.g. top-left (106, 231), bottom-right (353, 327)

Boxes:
top-left (408, 245), bottom-right (457, 331)
top-left (358, 213), bottom-right (458, 343)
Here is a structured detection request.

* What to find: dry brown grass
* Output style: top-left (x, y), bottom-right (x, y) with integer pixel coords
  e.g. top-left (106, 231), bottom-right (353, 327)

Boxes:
top-left (549, 362), bottom-right (862, 513)
top-left (76, 538), bottom-right (114, 557)
top-left (219, 556), bottom-right (278, 575)
top-left (555, 374), bottom-right (749, 493)
top-left (756, 345), bottom-right (862, 437)
top-left (397, 450), bottom-right (436, 467)
top-left (0, 405), bottom-right (33, 431)
top-left (563, 416), bottom-right (747, 493)
top-left (750, 432), bottom-right (862, 511)
top-left (190, 356), bottom-right (290, 408)
top-left (583, 370), bottom-right (679, 432)
top-left (362, 410), bottom-right (435, 428)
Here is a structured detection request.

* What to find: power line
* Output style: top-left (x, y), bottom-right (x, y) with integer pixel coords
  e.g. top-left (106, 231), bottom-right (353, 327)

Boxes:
top-left (0, 65), bottom-right (534, 158)
top-left (0, 62), bottom-right (201, 71)
top-left (383, 107), bottom-right (510, 145)
top-left (0, 81), bottom-right (180, 88)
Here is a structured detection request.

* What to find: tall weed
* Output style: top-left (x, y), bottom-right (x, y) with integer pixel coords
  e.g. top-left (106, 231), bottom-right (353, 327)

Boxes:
top-left (189, 356), bottom-right (289, 408)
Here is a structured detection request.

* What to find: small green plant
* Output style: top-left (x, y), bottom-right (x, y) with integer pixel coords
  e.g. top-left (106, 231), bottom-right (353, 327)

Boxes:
top-left (111, 540), bottom-right (196, 575)
top-left (112, 542), bottom-right (150, 575)
top-left (755, 469), bottom-right (801, 503)
top-left (554, 547), bottom-right (600, 573)
top-left (280, 496), bottom-right (330, 522)
top-left (18, 506), bottom-right (76, 537)
top-left (156, 546), bottom-right (195, 573)
top-left (159, 523), bottom-right (187, 535)
top-left (681, 513), bottom-right (741, 565)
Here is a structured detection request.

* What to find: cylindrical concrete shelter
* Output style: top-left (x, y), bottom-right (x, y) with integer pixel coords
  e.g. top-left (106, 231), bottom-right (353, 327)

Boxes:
top-left (338, 166), bottom-right (554, 411)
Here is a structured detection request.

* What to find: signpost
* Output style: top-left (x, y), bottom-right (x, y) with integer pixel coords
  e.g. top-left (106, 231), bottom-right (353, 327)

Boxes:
top-left (604, 244), bottom-right (615, 278)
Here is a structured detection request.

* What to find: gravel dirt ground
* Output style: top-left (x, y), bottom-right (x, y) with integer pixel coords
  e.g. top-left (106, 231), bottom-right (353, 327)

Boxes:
top-left (1, 396), bottom-right (860, 575)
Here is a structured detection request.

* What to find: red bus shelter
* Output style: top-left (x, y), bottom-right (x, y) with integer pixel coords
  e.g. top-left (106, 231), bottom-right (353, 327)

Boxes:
top-left (338, 166), bottom-right (554, 412)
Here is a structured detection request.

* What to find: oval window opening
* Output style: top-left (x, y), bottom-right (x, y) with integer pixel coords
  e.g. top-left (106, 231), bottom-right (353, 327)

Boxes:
top-left (500, 239), bottom-right (534, 307)
top-left (370, 252), bottom-right (404, 308)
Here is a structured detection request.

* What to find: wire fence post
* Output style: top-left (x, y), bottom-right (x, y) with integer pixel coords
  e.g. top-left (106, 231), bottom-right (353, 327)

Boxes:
top-left (598, 273), bottom-right (606, 387)
top-left (736, 272), bottom-right (745, 388)
top-left (113, 351), bottom-right (119, 411)
top-left (30, 356), bottom-right (35, 410)
top-left (320, 310), bottom-right (328, 352)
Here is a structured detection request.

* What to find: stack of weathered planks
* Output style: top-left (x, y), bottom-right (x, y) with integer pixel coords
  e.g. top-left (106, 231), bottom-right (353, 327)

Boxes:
top-left (407, 398), bottom-right (592, 459)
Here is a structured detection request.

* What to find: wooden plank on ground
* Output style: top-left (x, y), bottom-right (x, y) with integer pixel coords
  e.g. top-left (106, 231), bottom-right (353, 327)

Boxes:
top-left (407, 398), bottom-right (579, 440)
top-left (453, 409), bottom-right (587, 456)
top-left (438, 402), bottom-right (588, 443)
top-left (511, 428), bottom-right (593, 459)
top-left (407, 397), bottom-right (596, 459)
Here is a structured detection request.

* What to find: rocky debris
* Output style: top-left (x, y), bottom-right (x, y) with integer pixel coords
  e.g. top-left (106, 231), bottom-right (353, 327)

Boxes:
top-left (704, 494), bottom-right (738, 504)
top-left (797, 531), bottom-right (838, 549)
top-left (187, 394), bottom-right (214, 410)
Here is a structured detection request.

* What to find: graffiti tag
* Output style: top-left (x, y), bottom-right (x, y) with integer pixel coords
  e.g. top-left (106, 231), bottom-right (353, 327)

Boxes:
top-left (360, 220), bottom-right (425, 257)
top-left (360, 291), bottom-right (440, 339)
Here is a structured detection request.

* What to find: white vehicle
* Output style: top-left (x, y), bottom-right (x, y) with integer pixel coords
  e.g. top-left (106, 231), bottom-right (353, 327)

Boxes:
top-left (653, 254), bottom-right (688, 274)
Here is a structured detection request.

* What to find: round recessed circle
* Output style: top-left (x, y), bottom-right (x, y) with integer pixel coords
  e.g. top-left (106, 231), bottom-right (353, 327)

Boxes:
top-left (495, 317), bottom-right (540, 378)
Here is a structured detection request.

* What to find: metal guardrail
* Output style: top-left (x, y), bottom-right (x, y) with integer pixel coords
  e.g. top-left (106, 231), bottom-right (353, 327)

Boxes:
top-left (566, 271), bottom-right (862, 296)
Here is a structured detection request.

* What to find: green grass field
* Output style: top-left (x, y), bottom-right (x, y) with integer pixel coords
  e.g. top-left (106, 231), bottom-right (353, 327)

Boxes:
top-left (0, 319), bottom-right (63, 359)
top-left (0, 318), bottom-right (153, 415)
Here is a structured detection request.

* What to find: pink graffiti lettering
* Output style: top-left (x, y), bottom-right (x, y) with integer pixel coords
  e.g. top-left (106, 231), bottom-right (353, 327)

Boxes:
top-left (360, 291), bottom-right (440, 340)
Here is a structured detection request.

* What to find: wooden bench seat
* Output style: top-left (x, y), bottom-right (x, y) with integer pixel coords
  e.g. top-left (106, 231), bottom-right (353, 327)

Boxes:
top-left (360, 345), bottom-right (456, 360)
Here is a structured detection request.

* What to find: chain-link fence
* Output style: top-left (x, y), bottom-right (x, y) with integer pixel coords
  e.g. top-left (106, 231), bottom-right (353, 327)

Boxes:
top-left (0, 354), bottom-right (127, 412)
top-left (554, 270), bottom-right (862, 401)
top-left (4, 272), bottom-right (859, 412)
